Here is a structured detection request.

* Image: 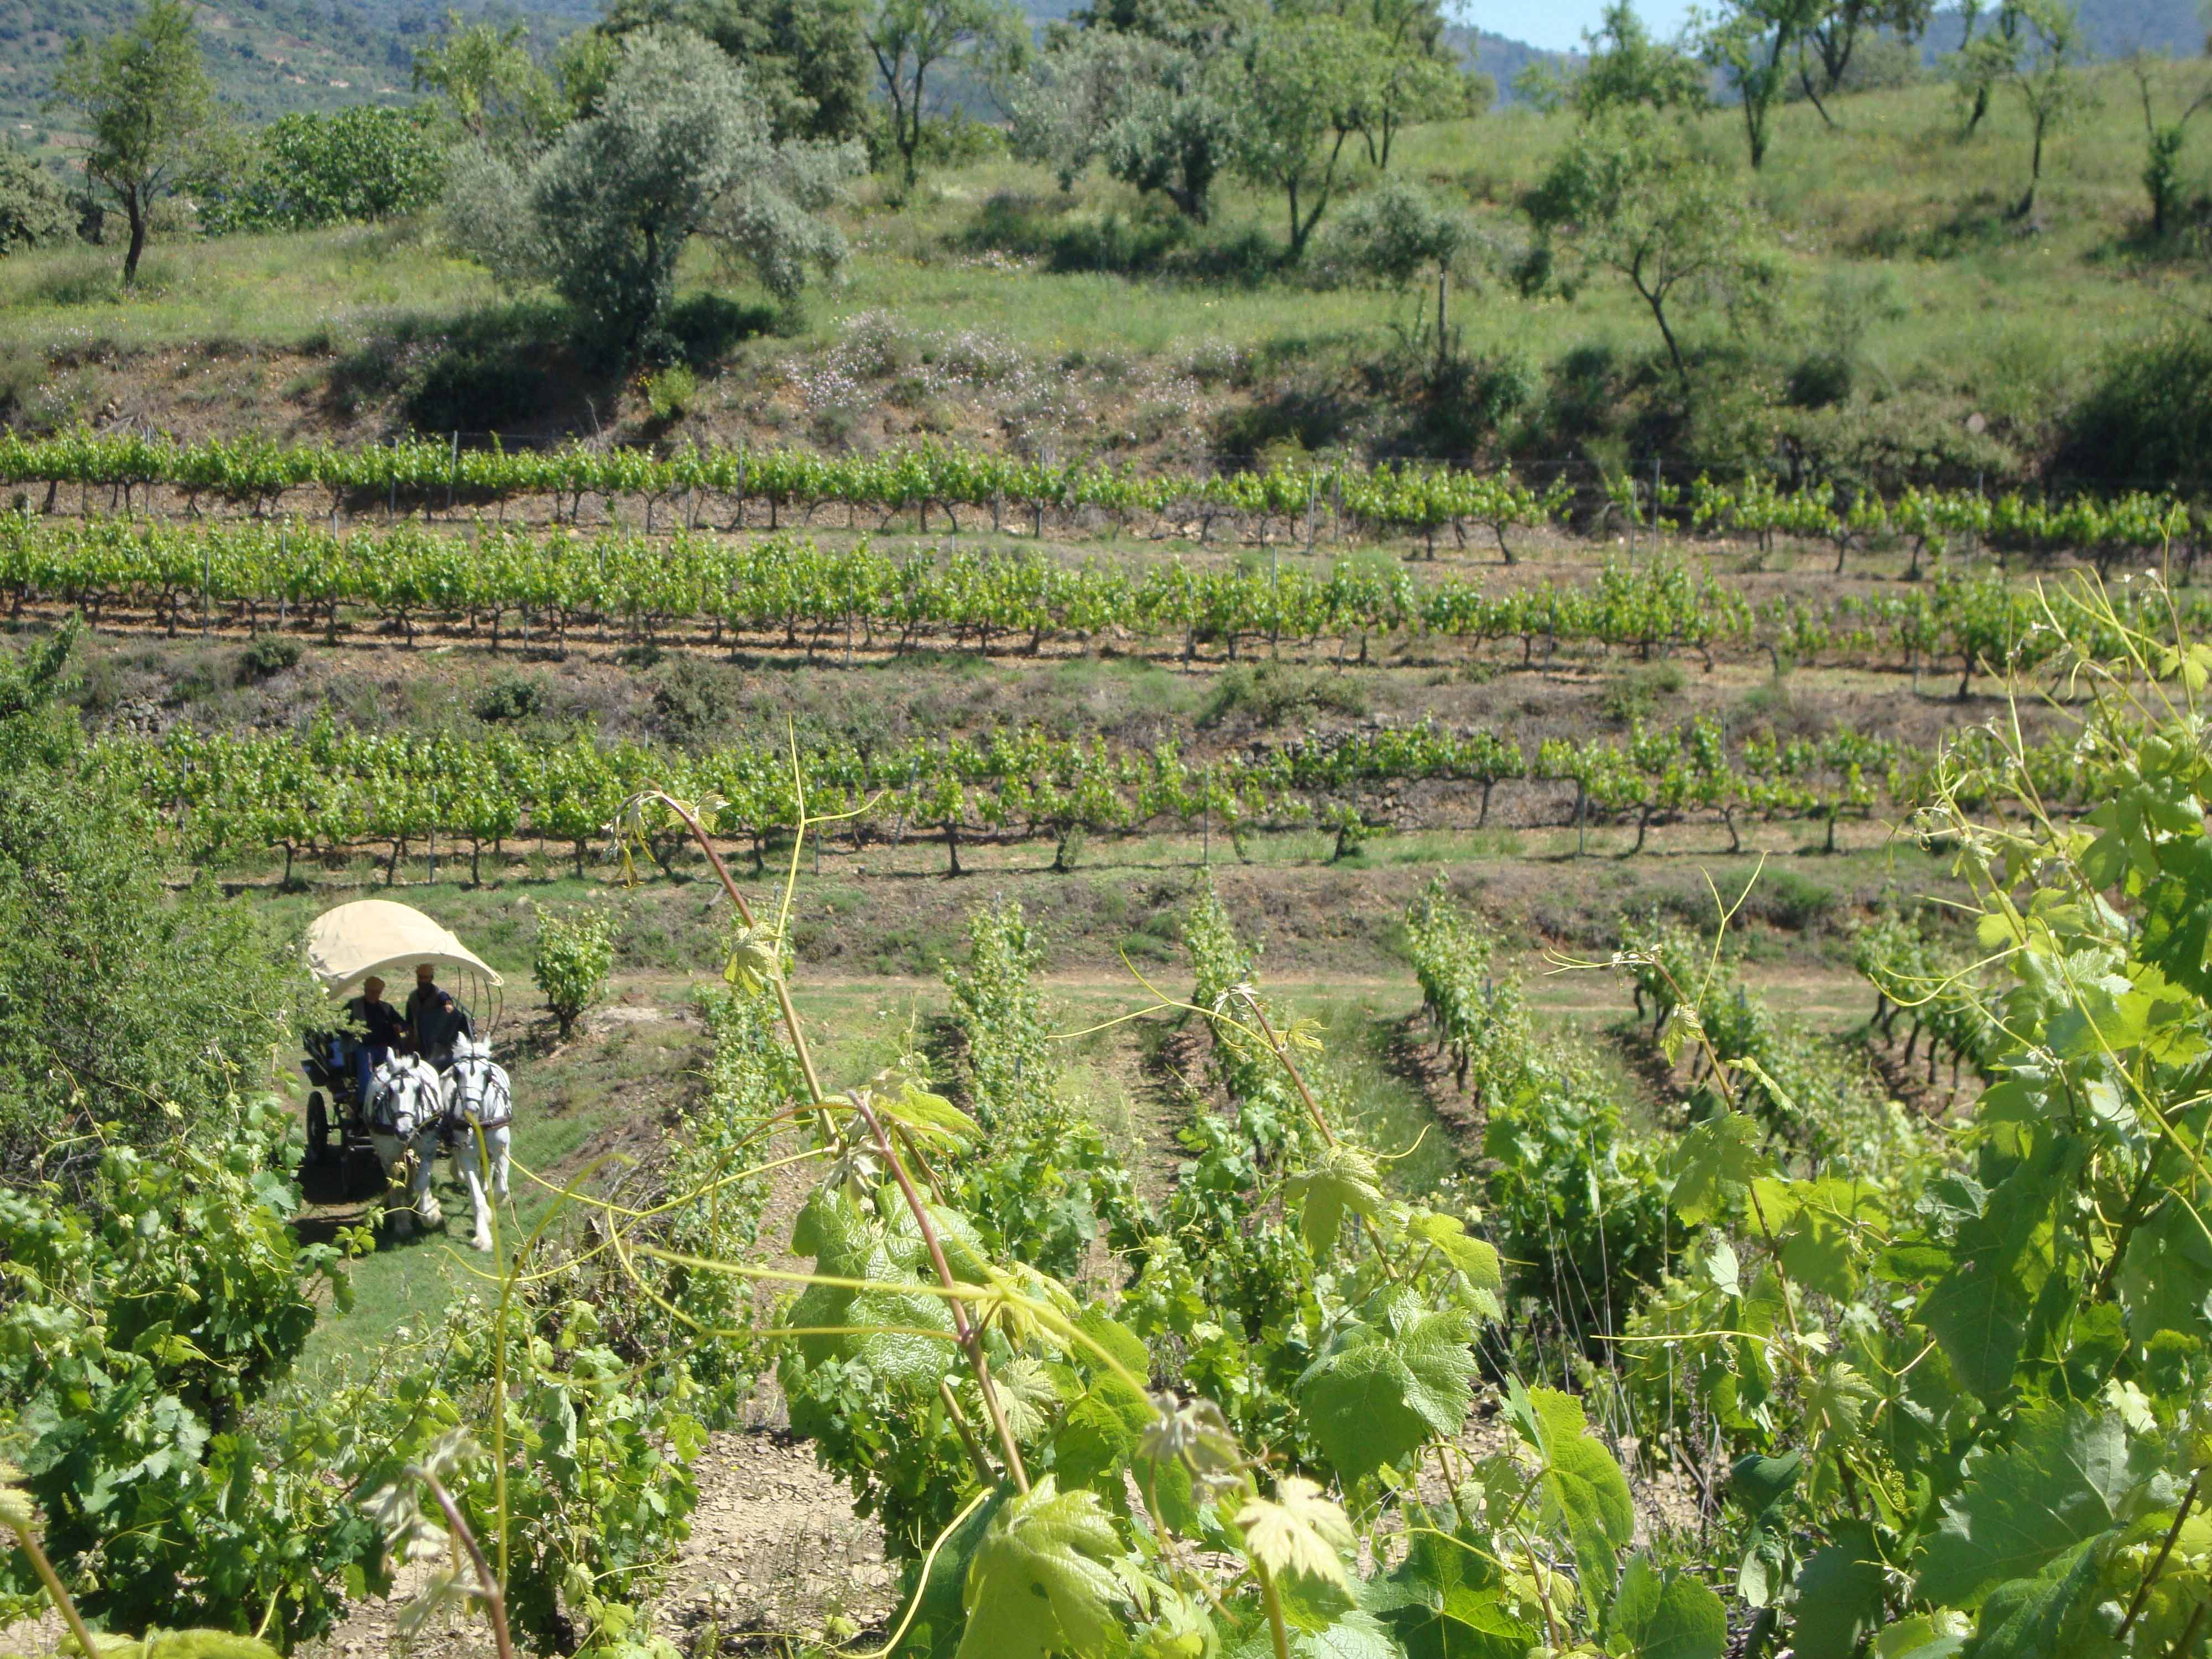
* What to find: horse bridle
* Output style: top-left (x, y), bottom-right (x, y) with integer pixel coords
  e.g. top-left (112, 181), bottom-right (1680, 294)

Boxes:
top-left (370, 1059), bottom-right (437, 1139)
top-left (445, 1048), bottom-right (513, 1134)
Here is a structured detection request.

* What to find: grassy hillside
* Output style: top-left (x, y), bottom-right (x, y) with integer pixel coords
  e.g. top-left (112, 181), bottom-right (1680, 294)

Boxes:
top-left (2, 54), bottom-right (2208, 495)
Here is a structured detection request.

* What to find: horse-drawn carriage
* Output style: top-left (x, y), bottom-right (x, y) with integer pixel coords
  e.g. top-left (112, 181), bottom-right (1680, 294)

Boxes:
top-left (300, 900), bottom-right (517, 1249)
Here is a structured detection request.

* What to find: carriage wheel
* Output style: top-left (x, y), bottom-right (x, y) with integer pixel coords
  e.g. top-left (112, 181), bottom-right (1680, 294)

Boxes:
top-left (306, 1092), bottom-right (331, 1165)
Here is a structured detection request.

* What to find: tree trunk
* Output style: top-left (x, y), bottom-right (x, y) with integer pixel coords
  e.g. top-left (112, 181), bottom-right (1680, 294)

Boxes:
top-left (122, 192), bottom-right (148, 286)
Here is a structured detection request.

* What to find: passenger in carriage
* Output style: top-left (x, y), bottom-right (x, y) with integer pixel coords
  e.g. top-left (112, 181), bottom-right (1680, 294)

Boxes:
top-left (345, 975), bottom-right (405, 1104)
top-left (407, 961), bottom-right (475, 1068)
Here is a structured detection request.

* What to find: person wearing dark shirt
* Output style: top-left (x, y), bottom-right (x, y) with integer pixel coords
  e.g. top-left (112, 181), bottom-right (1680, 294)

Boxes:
top-left (345, 975), bottom-right (404, 1103)
top-left (407, 963), bottom-right (474, 1067)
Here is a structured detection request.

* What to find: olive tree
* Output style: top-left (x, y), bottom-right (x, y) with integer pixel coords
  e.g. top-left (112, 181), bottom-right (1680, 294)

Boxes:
top-left (1322, 178), bottom-right (1468, 373)
top-left (1011, 28), bottom-right (1230, 219)
top-left (48, 0), bottom-right (223, 284)
top-left (1525, 113), bottom-right (1781, 393)
top-left (2131, 52), bottom-right (2212, 237)
top-left (445, 26), bottom-right (861, 361)
top-left (412, 12), bottom-right (570, 159)
top-left (591, 0), bottom-right (872, 143)
top-left (1521, 1), bottom-right (1709, 116)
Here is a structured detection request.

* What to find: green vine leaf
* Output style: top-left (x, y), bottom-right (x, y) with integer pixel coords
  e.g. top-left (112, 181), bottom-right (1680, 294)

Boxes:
top-left (959, 1475), bottom-right (1131, 1659)
top-left (1916, 1138), bottom-right (2078, 1403)
top-left (1788, 1520), bottom-right (1885, 1659)
top-left (1297, 1300), bottom-right (1475, 1486)
top-left (1913, 1405), bottom-right (2159, 1610)
top-left (1237, 1477), bottom-right (1357, 1594)
top-left (1286, 1144), bottom-right (1384, 1259)
top-left (1668, 1113), bottom-right (1771, 1228)
top-left (1504, 1381), bottom-right (1635, 1600)
top-left (1603, 1551), bottom-right (1725, 1659)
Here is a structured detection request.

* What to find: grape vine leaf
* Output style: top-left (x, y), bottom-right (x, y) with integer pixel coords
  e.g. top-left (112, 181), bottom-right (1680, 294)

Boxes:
top-left (1916, 1139), bottom-right (2076, 1402)
top-left (1237, 1477), bottom-right (1357, 1593)
top-left (1868, 1611), bottom-right (1970, 1659)
top-left (897, 1486), bottom-right (1008, 1659)
top-left (1286, 1145), bottom-right (1384, 1259)
top-left (1363, 1512), bottom-right (1536, 1659)
top-left (1296, 1304), bottom-right (1475, 1486)
top-left (2115, 1186), bottom-right (2212, 1344)
top-left (1788, 1520), bottom-right (1885, 1659)
top-left (1913, 1405), bottom-right (2157, 1609)
top-left (1964, 1535), bottom-right (2106, 1659)
top-left (1053, 1389), bottom-right (1147, 1501)
top-left (959, 1476), bottom-right (1130, 1659)
top-left (1295, 1611), bottom-right (1401, 1659)
top-left (1668, 1113), bottom-right (1771, 1228)
top-left (1219, 1609), bottom-right (1401, 1659)
top-left (1603, 1552), bottom-right (1725, 1659)
top-left (2140, 837), bottom-right (2212, 999)
top-left (1504, 1382), bottom-right (1635, 1599)
top-left (1408, 1212), bottom-right (1504, 1320)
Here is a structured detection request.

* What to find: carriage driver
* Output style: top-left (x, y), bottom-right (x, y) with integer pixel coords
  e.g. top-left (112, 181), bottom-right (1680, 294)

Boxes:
top-left (407, 961), bottom-right (475, 1068)
top-left (345, 975), bottom-right (406, 1106)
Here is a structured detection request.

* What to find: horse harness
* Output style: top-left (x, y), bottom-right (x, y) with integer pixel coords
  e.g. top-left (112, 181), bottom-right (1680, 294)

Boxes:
top-left (441, 1051), bottom-right (513, 1140)
top-left (367, 1057), bottom-right (443, 1139)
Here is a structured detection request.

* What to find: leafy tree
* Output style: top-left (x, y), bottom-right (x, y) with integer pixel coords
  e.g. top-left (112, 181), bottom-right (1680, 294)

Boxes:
top-left (2130, 51), bottom-right (2212, 237)
top-left (1947, 0), bottom-right (2023, 135)
top-left (2004, 0), bottom-right (2089, 217)
top-left (46, 0), bottom-right (223, 284)
top-left (1525, 112), bottom-right (1780, 392)
top-left (0, 141), bottom-right (69, 255)
top-left (865, 0), bottom-right (1028, 187)
top-left (1521, 1), bottom-right (1710, 118)
top-left (1011, 29), bottom-right (1230, 220)
top-left (1218, 14), bottom-right (1371, 261)
top-left (596, 0), bottom-right (873, 142)
top-left (1698, 0), bottom-right (1827, 169)
top-left (197, 107), bottom-right (447, 233)
top-left (1327, 0), bottom-right (1483, 168)
top-left (444, 27), bottom-right (860, 361)
top-left (0, 628), bottom-right (299, 1185)
top-left (1322, 177), bottom-right (1468, 373)
top-left (1803, 0), bottom-right (1932, 97)
top-left (410, 12), bottom-right (568, 160)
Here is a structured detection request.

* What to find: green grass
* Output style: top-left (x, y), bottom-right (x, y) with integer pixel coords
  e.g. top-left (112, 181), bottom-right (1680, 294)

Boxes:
top-left (5, 56), bottom-right (2203, 479)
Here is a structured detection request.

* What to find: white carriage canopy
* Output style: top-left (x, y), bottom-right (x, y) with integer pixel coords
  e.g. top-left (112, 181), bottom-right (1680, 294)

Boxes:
top-left (303, 900), bottom-right (505, 1001)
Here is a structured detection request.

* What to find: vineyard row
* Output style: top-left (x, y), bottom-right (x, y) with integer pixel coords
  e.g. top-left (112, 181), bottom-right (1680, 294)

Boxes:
top-left (2, 428), bottom-right (2200, 558)
top-left (94, 714), bottom-right (2084, 878)
top-left (9, 513), bottom-right (2179, 681)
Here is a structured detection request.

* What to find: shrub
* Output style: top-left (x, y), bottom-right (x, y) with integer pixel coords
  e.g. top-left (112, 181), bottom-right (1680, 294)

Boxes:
top-left (649, 655), bottom-right (733, 747)
top-left (0, 629), bottom-right (299, 1177)
top-left (196, 106), bottom-right (446, 233)
top-left (471, 671), bottom-right (546, 723)
top-left (643, 362), bottom-right (698, 420)
top-left (1199, 660), bottom-right (1369, 728)
top-left (533, 908), bottom-right (614, 1039)
top-left (1598, 660), bottom-right (1685, 724)
top-left (234, 634), bottom-right (302, 682)
top-left (0, 141), bottom-right (70, 256)
top-left (2060, 323), bottom-right (2212, 494)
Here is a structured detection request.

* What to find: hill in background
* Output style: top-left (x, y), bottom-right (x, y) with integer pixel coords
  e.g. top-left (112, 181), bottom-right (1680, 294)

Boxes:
top-left (1, 0), bottom-right (589, 137)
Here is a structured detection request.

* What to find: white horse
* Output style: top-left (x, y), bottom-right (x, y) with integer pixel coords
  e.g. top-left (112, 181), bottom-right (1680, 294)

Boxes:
top-left (366, 1053), bottom-right (448, 1238)
top-left (440, 1035), bottom-right (514, 1253)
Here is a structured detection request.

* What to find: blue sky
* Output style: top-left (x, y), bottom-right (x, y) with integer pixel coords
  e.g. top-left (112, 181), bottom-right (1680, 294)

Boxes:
top-left (1458, 1), bottom-right (1695, 53)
